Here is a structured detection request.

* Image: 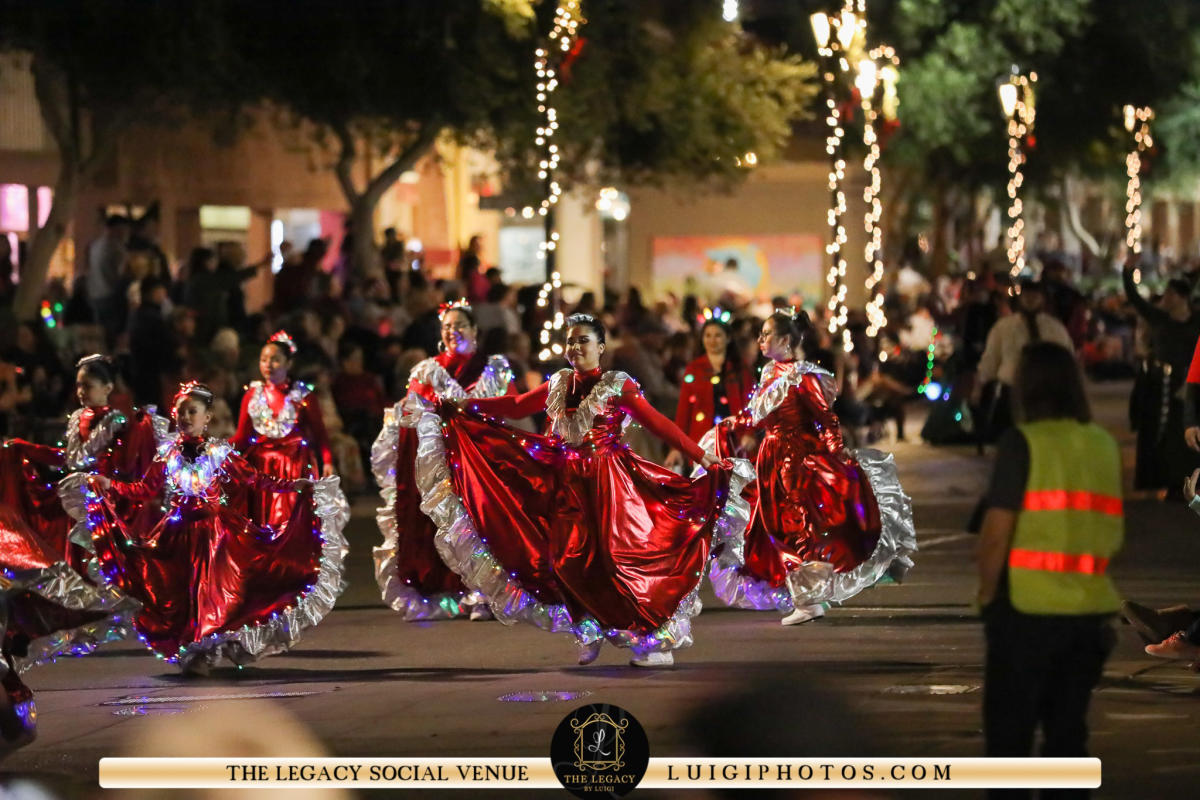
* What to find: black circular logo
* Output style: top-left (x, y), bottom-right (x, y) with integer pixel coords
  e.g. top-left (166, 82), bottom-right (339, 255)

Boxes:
top-left (550, 703), bottom-right (649, 798)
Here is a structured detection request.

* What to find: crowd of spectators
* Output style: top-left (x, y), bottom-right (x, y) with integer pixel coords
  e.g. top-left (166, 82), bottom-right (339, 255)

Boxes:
top-left (3, 217), bottom-right (1199, 497)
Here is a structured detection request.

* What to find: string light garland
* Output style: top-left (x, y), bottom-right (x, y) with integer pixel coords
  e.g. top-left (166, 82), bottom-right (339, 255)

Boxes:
top-left (811, 1), bottom-right (864, 351)
top-left (859, 45), bottom-right (899, 338)
top-left (997, 68), bottom-right (1036, 277)
top-left (1123, 104), bottom-right (1153, 255)
top-left (531, 0), bottom-right (583, 363)
top-left (917, 325), bottom-right (942, 400)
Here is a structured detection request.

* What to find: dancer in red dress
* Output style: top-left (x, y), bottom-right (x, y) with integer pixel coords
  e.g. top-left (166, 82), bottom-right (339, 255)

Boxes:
top-left (373, 300), bottom-right (515, 621)
top-left (665, 311), bottom-right (754, 470)
top-left (700, 309), bottom-right (916, 624)
top-left (2, 355), bottom-right (163, 575)
top-left (1, 515), bottom-right (127, 754)
top-left (83, 382), bottom-right (348, 674)
top-left (415, 314), bottom-right (753, 667)
top-left (233, 331), bottom-right (335, 532)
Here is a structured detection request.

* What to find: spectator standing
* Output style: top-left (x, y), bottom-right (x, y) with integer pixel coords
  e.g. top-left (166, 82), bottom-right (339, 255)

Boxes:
top-left (332, 339), bottom-right (387, 478)
top-left (972, 280), bottom-right (1073, 440)
top-left (87, 215), bottom-right (131, 341)
top-left (457, 235), bottom-right (489, 303)
top-left (128, 277), bottom-right (177, 407)
top-left (976, 342), bottom-right (1122, 785)
top-left (182, 247), bottom-right (228, 345)
top-left (1122, 261), bottom-right (1200, 497)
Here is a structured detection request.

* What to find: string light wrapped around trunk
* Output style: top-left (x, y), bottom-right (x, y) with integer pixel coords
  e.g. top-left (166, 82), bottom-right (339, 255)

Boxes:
top-left (533, 1), bottom-right (583, 363)
top-left (1122, 105), bottom-right (1153, 256)
top-left (997, 67), bottom-right (1036, 278)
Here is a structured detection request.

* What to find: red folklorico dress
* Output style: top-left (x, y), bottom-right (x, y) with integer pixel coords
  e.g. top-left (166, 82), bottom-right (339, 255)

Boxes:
top-left (79, 434), bottom-right (348, 669)
top-left (372, 350), bottom-right (515, 620)
top-left (413, 367), bottom-right (753, 656)
top-left (699, 359), bottom-right (916, 611)
top-left (2, 405), bottom-right (163, 575)
top-left (233, 380), bottom-right (335, 532)
top-left (1, 514), bottom-right (129, 746)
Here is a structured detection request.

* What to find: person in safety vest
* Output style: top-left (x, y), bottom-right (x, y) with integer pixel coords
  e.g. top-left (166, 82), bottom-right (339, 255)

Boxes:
top-left (976, 341), bottom-right (1122, 777)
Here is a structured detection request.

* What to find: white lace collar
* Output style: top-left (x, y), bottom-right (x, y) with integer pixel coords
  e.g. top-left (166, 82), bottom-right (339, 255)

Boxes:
top-left (247, 381), bottom-right (310, 438)
top-left (747, 360), bottom-right (837, 424)
top-left (64, 407), bottom-right (126, 470)
top-left (407, 354), bottom-right (513, 401)
top-left (545, 369), bottom-right (632, 445)
top-left (158, 437), bottom-right (234, 498)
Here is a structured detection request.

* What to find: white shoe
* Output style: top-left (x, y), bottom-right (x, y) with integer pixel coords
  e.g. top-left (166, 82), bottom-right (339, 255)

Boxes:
top-left (468, 604), bottom-right (493, 621)
top-left (577, 640), bottom-right (603, 665)
top-left (781, 603), bottom-right (826, 626)
top-left (629, 650), bottom-right (674, 668)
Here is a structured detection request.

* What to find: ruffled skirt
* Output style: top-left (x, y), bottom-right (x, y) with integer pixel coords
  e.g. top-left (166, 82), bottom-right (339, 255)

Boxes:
top-left (412, 402), bottom-right (752, 654)
top-left (372, 411), bottom-right (478, 620)
top-left (702, 426), bottom-right (915, 610)
top-left (82, 478), bottom-right (348, 668)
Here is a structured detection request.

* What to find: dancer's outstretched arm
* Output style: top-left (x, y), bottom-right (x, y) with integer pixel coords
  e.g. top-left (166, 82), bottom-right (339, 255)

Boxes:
top-left (455, 381), bottom-right (549, 419)
top-left (616, 381), bottom-right (717, 468)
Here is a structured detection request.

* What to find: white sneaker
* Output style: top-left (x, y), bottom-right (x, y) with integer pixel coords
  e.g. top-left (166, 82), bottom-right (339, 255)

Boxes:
top-left (629, 650), bottom-right (674, 668)
top-left (468, 604), bottom-right (493, 621)
top-left (781, 603), bottom-right (826, 626)
top-left (577, 640), bottom-right (603, 665)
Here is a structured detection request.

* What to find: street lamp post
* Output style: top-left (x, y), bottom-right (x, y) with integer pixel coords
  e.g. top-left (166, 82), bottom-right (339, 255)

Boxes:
top-left (1123, 104), bottom-right (1153, 257)
top-left (997, 67), bottom-right (1036, 278)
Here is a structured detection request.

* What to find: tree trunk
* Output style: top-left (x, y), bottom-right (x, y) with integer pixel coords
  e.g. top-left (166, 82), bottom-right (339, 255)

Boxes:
top-left (1060, 173), bottom-right (1102, 257)
top-left (13, 163), bottom-right (79, 320)
top-left (332, 123), bottom-right (439, 283)
top-left (930, 181), bottom-right (951, 276)
top-left (349, 198), bottom-right (381, 280)
top-left (14, 56), bottom-right (85, 321)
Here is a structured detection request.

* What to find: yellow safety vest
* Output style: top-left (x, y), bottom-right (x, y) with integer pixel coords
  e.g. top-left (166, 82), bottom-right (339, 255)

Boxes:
top-left (1008, 419), bottom-right (1123, 615)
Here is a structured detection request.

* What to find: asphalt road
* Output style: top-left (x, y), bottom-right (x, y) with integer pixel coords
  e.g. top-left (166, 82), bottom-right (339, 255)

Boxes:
top-left (4, 380), bottom-right (1198, 799)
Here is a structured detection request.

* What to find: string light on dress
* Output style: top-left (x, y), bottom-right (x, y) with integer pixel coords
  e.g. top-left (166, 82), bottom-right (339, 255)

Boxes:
top-left (1122, 104), bottom-right (1153, 256)
top-left (997, 67), bottom-right (1037, 278)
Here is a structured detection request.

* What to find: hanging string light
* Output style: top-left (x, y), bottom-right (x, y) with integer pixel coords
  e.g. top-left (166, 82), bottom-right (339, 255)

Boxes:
top-left (1123, 104), bottom-right (1153, 256)
top-left (997, 67), bottom-right (1036, 278)
top-left (860, 46), bottom-right (899, 339)
top-left (811, 1), bottom-right (864, 352)
top-left (532, 0), bottom-right (583, 363)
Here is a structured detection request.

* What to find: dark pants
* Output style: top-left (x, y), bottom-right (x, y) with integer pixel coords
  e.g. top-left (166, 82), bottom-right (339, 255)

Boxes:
top-left (983, 602), bottom-right (1115, 799)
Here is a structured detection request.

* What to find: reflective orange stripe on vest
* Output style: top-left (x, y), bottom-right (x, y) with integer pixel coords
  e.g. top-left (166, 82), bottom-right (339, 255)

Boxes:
top-left (1008, 548), bottom-right (1109, 575)
top-left (1023, 489), bottom-right (1122, 516)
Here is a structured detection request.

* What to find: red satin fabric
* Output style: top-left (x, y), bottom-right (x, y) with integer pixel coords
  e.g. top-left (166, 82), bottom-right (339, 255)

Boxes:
top-left (674, 355), bottom-right (754, 444)
top-left (0, 506), bottom-right (108, 663)
top-left (714, 366), bottom-right (881, 589)
top-left (391, 351), bottom-right (514, 598)
top-left (0, 408), bottom-right (159, 570)
top-left (440, 370), bottom-right (730, 634)
top-left (87, 440), bottom-right (322, 659)
top-left (234, 382), bottom-right (331, 531)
